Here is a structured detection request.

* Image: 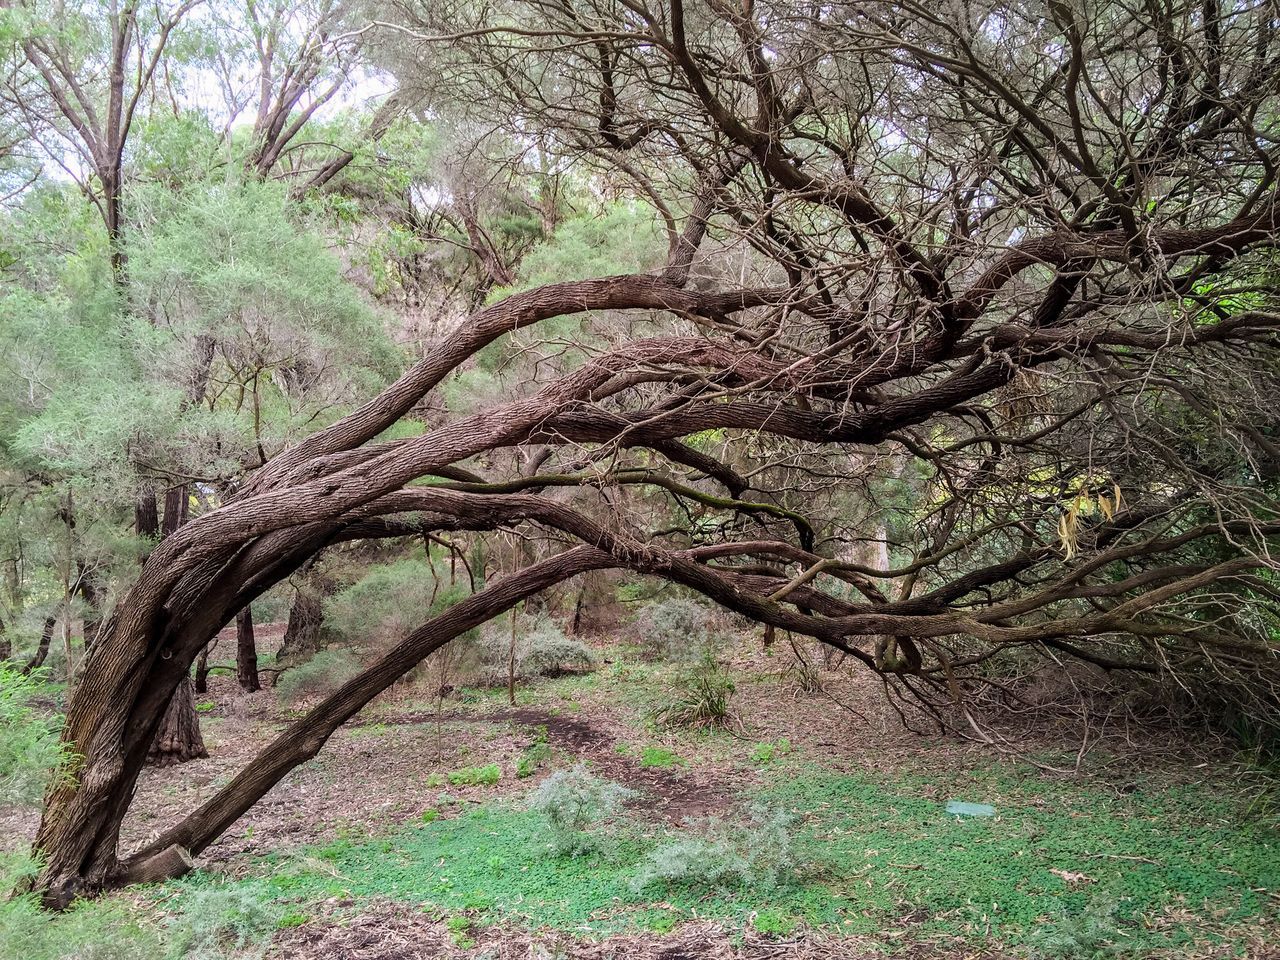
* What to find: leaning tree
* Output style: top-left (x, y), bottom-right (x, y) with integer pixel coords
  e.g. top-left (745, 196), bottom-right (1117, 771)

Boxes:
top-left (29, 0), bottom-right (1280, 905)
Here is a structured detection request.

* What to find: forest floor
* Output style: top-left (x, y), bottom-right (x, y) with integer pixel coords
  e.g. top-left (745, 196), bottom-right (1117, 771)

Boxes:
top-left (5, 628), bottom-right (1279, 959)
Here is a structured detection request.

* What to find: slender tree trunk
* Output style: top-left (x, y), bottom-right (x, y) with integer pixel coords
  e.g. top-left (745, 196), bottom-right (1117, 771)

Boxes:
top-left (21, 616), bottom-right (57, 674)
top-left (236, 607), bottom-right (260, 692)
top-left (194, 644), bottom-right (212, 694)
top-left (147, 484), bottom-right (205, 766)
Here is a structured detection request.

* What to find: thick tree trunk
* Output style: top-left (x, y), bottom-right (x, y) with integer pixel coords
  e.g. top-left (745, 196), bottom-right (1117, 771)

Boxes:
top-left (146, 676), bottom-right (207, 768)
top-left (236, 607), bottom-right (260, 692)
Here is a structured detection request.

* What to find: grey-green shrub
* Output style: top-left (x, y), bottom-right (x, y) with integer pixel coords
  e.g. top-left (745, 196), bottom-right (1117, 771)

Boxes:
top-left (527, 765), bottom-right (634, 856)
top-left (481, 615), bottom-right (594, 682)
top-left (633, 803), bottom-right (800, 893)
top-left (0, 666), bottom-right (66, 807)
top-left (165, 882), bottom-right (283, 959)
top-left (274, 649), bottom-right (362, 705)
top-left (633, 597), bottom-right (715, 661)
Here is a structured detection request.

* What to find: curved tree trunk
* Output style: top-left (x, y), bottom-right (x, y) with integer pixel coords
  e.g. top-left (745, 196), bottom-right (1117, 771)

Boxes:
top-left (236, 607), bottom-right (260, 692)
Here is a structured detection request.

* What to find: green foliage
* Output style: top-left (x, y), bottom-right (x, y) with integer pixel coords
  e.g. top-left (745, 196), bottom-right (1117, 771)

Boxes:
top-left (1030, 902), bottom-right (1133, 958)
top-left (515, 726), bottom-right (552, 778)
top-left (750, 739), bottom-right (792, 765)
top-left (0, 852), bottom-right (162, 960)
top-left (527, 765), bottom-right (635, 856)
top-left (274, 649), bottom-right (362, 705)
top-left (0, 666), bottom-right (67, 806)
top-left (179, 761), bottom-right (1278, 949)
top-left (324, 559), bottom-right (461, 647)
top-left (648, 651), bottom-right (736, 729)
top-left (448, 763), bottom-right (501, 786)
top-left (633, 804), bottom-right (800, 895)
top-left (497, 202), bottom-right (664, 293)
top-left (638, 745), bottom-right (682, 769)
top-left (164, 881), bottom-right (283, 959)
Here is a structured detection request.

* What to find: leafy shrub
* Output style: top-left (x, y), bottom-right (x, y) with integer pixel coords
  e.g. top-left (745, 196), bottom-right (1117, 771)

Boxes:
top-left (448, 763), bottom-right (501, 786)
top-left (633, 597), bottom-right (716, 661)
top-left (527, 765), bottom-right (635, 856)
top-left (0, 851), bottom-right (165, 960)
top-left (0, 666), bottom-right (67, 807)
top-left (633, 803), bottom-right (800, 894)
top-left (165, 882), bottom-right (283, 959)
top-left (274, 649), bottom-right (362, 705)
top-left (649, 651), bottom-right (736, 729)
top-left (479, 615), bottom-right (594, 683)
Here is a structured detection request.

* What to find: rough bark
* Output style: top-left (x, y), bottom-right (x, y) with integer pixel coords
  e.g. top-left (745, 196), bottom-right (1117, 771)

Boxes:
top-left (275, 579), bottom-right (325, 682)
top-left (147, 483), bottom-right (204, 766)
top-left (235, 607), bottom-right (260, 693)
top-left (145, 676), bottom-right (207, 768)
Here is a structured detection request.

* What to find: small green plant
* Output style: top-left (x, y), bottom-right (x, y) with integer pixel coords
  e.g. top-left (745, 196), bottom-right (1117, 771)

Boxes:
top-left (527, 765), bottom-right (635, 856)
top-left (444, 913), bottom-right (474, 948)
top-left (1030, 902), bottom-right (1132, 958)
top-left (420, 808), bottom-right (440, 823)
top-left (515, 726), bottom-right (553, 778)
top-left (276, 911), bottom-right (309, 929)
top-left (193, 701), bottom-right (215, 714)
top-left (649, 651), bottom-right (736, 729)
top-left (448, 763), bottom-right (501, 786)
top-left (751, 738), bottom-right (791, 765)
top-left (639, 745), bottom-right (682, 769)
top-left (0, 666), bottom-right (68, 807)
top-left (753, 909), bottom-right (799, 936)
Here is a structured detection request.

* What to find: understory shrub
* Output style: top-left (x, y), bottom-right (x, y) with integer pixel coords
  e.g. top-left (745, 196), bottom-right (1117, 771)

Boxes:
top-left (274, 649), bottom-right (362, 705)
top-left (0, 852), bottom-right (161, 960)
top-left (480, 614), bottom-right (595, 682)
top-left (527, 765), bottom-right (635, 856)
top-left (633, 597), bottom-right (716, 661)
top-left (165, 882), bottom-right (283, 959)
top-left (633, 803), bottom-right (800, 894)
top-left (0, 666), bottom-right (66, 807)
top-left (649, 650), bottom-right (736, 729)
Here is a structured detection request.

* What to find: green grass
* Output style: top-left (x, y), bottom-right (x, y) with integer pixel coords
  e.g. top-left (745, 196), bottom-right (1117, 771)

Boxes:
top-left (162, 762), bottom-right (1277, 952)
top-left (638, 745), bottom-right (682, 769)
